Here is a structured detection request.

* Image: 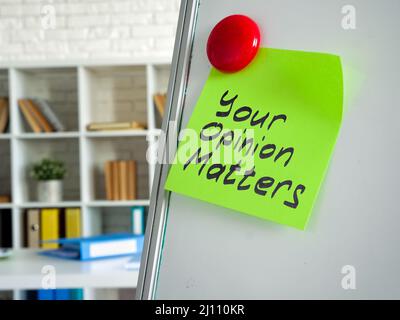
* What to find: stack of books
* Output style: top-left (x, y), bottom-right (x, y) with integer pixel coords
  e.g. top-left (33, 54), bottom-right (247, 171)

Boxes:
top-left (24, 208), bottom-right (81, 248)
top-left (18, 98), bottom-right (65, 133)
top-left (104, 160), bottom-right (137, 201)
top-left (87, 121), bottom-right (146, 132)
top-left (0, 97), bottom-right (9, 133)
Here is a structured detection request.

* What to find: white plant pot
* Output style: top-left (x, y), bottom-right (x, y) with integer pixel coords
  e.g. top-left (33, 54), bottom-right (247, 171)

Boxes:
top-left (37, 180), bottom-right (63, 203)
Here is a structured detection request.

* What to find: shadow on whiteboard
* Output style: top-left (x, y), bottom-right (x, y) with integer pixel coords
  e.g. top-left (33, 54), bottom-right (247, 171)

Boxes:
top-left (342, 59), bottom-right (365, 115)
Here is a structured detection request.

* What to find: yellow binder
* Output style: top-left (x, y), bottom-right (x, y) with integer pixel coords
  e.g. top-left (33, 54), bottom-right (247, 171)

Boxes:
top-left (40, 209), bottom-right (59, 249)
top-left (65, 208), bottom-right (81, 238)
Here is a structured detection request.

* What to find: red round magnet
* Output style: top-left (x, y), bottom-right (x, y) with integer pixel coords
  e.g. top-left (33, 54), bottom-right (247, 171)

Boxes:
top-left (207, 15), bottom-right (261, 73)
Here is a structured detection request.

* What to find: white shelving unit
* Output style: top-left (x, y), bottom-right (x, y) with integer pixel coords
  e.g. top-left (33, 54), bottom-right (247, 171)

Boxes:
top-left (0, 60), bottom-right (171, 300)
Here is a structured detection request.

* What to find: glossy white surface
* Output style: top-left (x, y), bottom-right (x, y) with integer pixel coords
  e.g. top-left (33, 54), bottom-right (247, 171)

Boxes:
top-left (0, 250), bottom-right (138, 290)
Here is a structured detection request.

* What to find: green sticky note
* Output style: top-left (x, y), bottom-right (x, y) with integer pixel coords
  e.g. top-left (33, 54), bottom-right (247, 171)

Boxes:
top-left (165, 48), bottom-right (343, 230)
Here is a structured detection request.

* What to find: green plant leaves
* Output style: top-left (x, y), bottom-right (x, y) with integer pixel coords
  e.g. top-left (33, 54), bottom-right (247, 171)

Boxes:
top-left (30, 158), bottom-right (67, 181)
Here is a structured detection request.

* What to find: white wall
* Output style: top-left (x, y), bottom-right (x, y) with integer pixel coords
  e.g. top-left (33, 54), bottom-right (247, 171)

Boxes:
top-left (0, 0), bottom-right (180, 63)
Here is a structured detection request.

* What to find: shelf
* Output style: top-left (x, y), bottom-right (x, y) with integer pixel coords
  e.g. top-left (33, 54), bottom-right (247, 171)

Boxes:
top-left (18, 201), bottom-right (81, 209)
top-left (0, 134), bottom-right (11, 140)
top-left (85, 137), bottom-right (150, 201)
top-left (86, 200), bottom-right (150, 207)
top-left (13, 67), bottom-right (79, 134)
top-left (0, 203), bottom-right (12, 209)
top-left (148, 129), bottom-right (162, 136)
top-left (15, 138), bottom-right (81, 203)
top-left (0, 249), bottom-right (139, 290)
top-left (85, 130), bottom-right (148, 138)
top-left (84, 129), bottom-right (161, 138)
top-left (0, 61), bottom-right (170, 299)
top-left (16, 201), bottom-right (149, 208)
top-left (16, 132), bottom-right (80, 139)
top-left (84, 65), bottom-right (148, 126)
top-left (0, 62), bottom-right (170, 254)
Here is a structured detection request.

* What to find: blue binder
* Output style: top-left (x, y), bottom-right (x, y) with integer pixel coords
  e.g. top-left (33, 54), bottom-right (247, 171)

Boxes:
top-left (37, 289), bottom-right (55, 300)
top-left (41, 233), bottom-right (144, 261)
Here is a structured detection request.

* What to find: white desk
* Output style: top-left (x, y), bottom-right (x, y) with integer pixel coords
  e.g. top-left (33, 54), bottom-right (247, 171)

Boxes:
top-left (0, 249), bottom-right (139, 290)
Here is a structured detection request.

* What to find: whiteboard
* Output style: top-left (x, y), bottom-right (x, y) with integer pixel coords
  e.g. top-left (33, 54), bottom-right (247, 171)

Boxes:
top-left (138, 0), bottom-right (400, 299)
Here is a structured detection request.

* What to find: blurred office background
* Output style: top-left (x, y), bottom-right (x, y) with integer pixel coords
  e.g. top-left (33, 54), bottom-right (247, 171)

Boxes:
top-left (0, 0), bottom-right (179, 300)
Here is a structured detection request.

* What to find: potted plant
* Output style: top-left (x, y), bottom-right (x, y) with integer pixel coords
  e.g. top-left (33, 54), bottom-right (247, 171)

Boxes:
top-left (30, 158), bottom-right (66, 203)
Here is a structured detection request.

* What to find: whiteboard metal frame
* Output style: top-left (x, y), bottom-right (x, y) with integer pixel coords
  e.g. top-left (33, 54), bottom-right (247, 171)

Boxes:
top-left (136, 0), bottom-right (200, 300)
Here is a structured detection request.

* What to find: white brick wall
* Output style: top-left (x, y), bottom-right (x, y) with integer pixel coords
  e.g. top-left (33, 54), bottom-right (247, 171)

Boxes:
top-left (0, 0), bottom-right (180, 62)
top-left (88, 66), bottom-right (147, 123)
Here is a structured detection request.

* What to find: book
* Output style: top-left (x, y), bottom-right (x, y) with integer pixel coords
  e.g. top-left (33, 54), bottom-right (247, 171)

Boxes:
top-left (18, 99), bottom-right (42, 133)
top-left (41, 233), bottom-right (144, 261)
top-left (25, 209), bottom-right (40, 248)
top-left (0, 98), bottom-right (9, 133)
top-left (0, 195), bottom-right (10, 203)
top-left (131, 206), bottom-right (145, 235)
top-left (70, 289), bottom-right (84, 300)
top-left (112, 161), bottom-right (120, 200)
top-left (153, 93), bottom-right (167, 117)
top-left (127, 160), bottom-right (137, 200)
top-left (87, 121), bottom-right (146, 131)
top-left (62, 208), bottom-right (83, 300)
top-left (0, 209), bottom-right (12, 248)
top-left (119, 161), bottom-right (128, 200)
top-left (37, 289), bottom-right (55, 300)
top-left (54, 289), bottom-right (70, 300)
top-left (26, 99), bottom-right (53, 133)
top-left (31, 98), bottom-right (65, 132)
top-left (105, 160), bottom-right (137, 201)
top-left (104, 161), bottom-right (114, 200)
top-left (65, 208), bottom-right (81, 238)
top-left (36, 288), bottom-right (79, 300)
top-left (25, 290), bottom-right (38, 300)
top-left (41, 209), bottom-right (59, 249)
